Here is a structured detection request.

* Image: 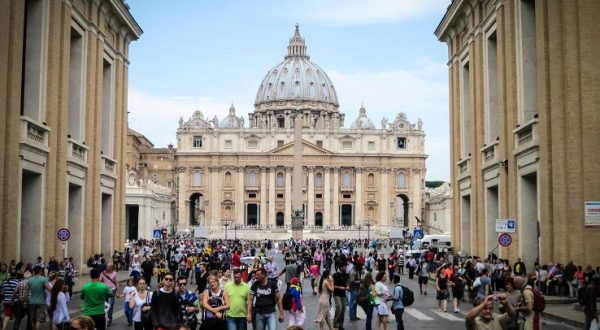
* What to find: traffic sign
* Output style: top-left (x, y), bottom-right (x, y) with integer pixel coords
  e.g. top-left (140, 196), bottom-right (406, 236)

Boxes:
top-left (498, 233), bottom-right (512, 247)
top-left (152, 229), bottom-right (162, 239)
top-left (496, 219), bottom-right (516, 233)
top-left (162, 228), bottom-right (168, 235)
top-left (56, 228), bottom-right (71, 242)
top-left (413, 229), bottom-right (424, 239)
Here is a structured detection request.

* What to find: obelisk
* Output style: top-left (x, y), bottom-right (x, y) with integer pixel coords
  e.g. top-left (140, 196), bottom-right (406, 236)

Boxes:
top-left (291, 106), bottom-right (304, 240)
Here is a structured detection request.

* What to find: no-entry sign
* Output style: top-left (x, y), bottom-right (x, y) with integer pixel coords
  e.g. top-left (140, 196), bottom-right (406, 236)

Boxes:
top-left (498, 233), bottom-right (512, 247)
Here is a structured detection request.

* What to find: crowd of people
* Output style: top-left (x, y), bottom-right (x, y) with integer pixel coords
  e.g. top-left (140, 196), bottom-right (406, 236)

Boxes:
top-left (0, 236), bottom-right (599, 330)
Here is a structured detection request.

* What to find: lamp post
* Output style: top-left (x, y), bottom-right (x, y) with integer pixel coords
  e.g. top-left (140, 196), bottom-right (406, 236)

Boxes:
top-left (362, 220), bottom-right (376, 242)
top-left (220, 218), bottom-right (233, 240)
top-left (357, 225), bottom-right (362, 240)
top-left (233, 224), bottom-right (241, 241)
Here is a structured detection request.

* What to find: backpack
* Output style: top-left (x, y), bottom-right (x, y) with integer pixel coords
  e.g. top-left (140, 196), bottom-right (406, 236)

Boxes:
top-left (282, 287), bottom-right (293, 311)
top-left (357, 285), bottom-right (370, 308)
top-left (524, 286), bottom-right (546, 312)
top-left (395, 284), bottom-right (414, 307)
top-left (203, 289), bottom-right (225, 320)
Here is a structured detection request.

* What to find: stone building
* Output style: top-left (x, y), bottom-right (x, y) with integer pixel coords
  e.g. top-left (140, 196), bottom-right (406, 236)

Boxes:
top-left (424, 183), bottom-right (452, 235)
top-left (0, 0), bottom-right (142, 267)
top-left (435, 0), bottom-right (600, 266)
top-left (125, 129), bottom-right (176, 240)
top-left (163, 25), bottom-right (427, 238)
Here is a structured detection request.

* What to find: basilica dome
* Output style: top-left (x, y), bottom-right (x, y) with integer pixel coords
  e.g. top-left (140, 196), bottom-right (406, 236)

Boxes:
top-left (255, 24), bottom-right (339, 109)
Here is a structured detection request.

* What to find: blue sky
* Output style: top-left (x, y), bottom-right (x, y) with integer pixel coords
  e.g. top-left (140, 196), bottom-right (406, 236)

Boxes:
top-left (127, 0), bottom-right (451, 181)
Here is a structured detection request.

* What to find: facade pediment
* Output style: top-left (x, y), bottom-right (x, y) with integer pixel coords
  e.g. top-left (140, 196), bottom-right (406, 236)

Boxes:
top-left (268, 140), bottom-right (333, 155)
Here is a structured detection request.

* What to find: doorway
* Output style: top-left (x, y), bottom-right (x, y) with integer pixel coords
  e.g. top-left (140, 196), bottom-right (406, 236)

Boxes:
top-left (341, 204), bottom-right (353, 226)
top-left (247, 203), bottom-right (258, 225)
top-left (276, 212), bottom-right (284, 226)
top-left (126, 204), bottom-right (139, 240)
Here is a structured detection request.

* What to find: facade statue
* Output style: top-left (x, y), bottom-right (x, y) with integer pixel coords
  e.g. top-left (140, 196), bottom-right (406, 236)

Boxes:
top-left (417, 118), bottom-right (423, 130)
top-left (381, 117), bottom-right (388, 129)
top-left (178, 116), bottom-right (183, 128)
top-left (239, 116), bottom-right (244, 128)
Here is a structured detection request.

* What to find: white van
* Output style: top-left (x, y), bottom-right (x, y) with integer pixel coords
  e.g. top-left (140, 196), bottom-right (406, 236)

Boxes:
top-left (405, 234), bottom-right (452, 257)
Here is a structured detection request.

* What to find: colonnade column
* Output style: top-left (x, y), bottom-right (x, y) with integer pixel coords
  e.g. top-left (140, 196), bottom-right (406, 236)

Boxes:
top-left (260, 168), bottom-right (267, 225)
top-left (323, 167), bottom-right (331, 227)
top-left (355, 168), bottom-right (363, 225)
top-left (176, 167), bottom-right (188, 227)
top-left (209, 166), bottom-right (220, 226)
top-left (307, 167), bottom-right (315, 226)
top-left (380, 168), bottom-right (389, 227)
top-left (268, 167), bottom-right (276, 225)
top-left (237, 166), bottom-right (245, 224)
top-left (332, 167), bottom-right (339, 226)
top-left (284, 166), bottom-right (292, 224)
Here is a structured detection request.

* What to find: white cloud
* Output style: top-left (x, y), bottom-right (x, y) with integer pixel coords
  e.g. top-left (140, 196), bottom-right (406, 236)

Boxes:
top-left (273, 0), bottom-right (446, 25)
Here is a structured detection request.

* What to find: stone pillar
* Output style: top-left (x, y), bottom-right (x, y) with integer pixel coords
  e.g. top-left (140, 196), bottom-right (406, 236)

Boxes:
top-left (268, 167), bottom-right (276, 225)
top-left (209, 166), bottom-right (220, 226)
top-left (260, 167), bottom-right (268, 225)
top-left (332, 167), bottom-right (339, 226)
top-left (177, 167), bottom-right (188, 226)
top-left (355, 168), bottom-right (363, 225)
top-left (237, 166), bottom-right (245, 224)
top-left (307, 167), bottom-right (315, 226)
top-left (380, 168), bottom-right (389, 227)
top-left (284, 166), bottom-right (292, 224)
top-left (324, 167), bottom-right (331, 227)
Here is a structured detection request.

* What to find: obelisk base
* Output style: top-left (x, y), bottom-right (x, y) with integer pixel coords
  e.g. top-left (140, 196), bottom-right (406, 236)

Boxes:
top-left (291, 215), bottom-right (304, 240)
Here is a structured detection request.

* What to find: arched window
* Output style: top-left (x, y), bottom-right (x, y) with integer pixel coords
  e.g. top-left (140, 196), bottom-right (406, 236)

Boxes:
top-left (315, 173), bottom-right (323, 188)
top-left (396, 173), bottom-right (406, 188)
top-left (342, 172), bottom-right (352, 188)
top-left (248, 171), bottom-right (257, 186)
top-left (367, 173), bottom-right (375, 186)
top-left (225, 172), bottom-right (232, 185)
top-left (276, 172), bottom-right (284, 187)
top-left (192, 172), bottom-right (202, 187)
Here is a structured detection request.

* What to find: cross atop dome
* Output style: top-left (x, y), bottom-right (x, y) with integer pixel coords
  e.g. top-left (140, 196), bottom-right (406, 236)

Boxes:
top-left (286, 23), bottom-right (309, 59)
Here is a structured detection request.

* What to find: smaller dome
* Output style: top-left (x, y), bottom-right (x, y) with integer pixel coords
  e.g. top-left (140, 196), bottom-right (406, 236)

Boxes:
top-left (219, 104), bottom-right (244, 129)
top-left (350, 104), bottom-right (375, 130)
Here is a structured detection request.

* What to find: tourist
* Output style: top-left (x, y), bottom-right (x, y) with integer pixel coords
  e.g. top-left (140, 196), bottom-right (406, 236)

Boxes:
top-left (435, 267), bottom-right (449, 313)
top-left (391, 274), bottom-right (405, 330)
top-left (224, 268), bottom-right (250, 330)
top-left (128, 278), bottom-right (152, 330)
top-left (332, 262), bottom-right (349, 330)
top-left (81, 268), bottom-right (112, 330)
top-left (361, 272), bottom-right (377, 330)
top-left (247, 268), bottom-right (284, 330)
top-left (314, 270), bottom-right (335, 330)
top-left (49, 278), bottom-right (70, 330)
top-left (465, 294), bottom-right (515, 329)
top-left (200, 274), bottom-right (228, 330)
top-left (176, 276), bottom-right (200, 330)
top-left (375, 271), bottom-right (390, 330)
top-left (28, 266), bottom-right (51, 330)
top-left (120, 278), bottom-right (137, 326)
top-left (99, 262), bottom-right (119, 325)
top-left (70, 315), bottom-right (96, 330)
top-left (150, 272), bottom-right (180, 330)
top-left (287, 278), bottom-right (304, 328)
top-left (417, 259), bottom-right (430, 295)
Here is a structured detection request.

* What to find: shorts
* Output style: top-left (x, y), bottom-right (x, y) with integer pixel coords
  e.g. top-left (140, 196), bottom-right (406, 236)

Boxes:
top-left (3, 303), bottom-right (14, 317)
top-left (377, 303), bottom-right (389, 315)
top-left (418, 276), bottom-right (429, 285)
top-left (452, 289), bottom-right (464, 299)
top-left (29, 304), bottom-right (46, 323)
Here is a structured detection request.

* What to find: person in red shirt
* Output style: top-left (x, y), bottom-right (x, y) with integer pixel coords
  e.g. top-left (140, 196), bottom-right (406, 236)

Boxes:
top-left (232, 250), bottom-right (241, 269)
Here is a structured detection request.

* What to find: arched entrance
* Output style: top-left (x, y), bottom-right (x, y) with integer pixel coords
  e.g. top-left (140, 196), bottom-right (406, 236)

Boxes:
top-left (315, 212), bottom-right (323, 227)
top-left (394, 194), bottom-right (409, 227)
top-left (189, 193), bottom-right (204, 226)
top-left (276, 212), bottom-right (284, 226)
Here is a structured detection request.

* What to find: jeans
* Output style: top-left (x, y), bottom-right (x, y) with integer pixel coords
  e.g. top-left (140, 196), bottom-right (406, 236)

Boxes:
top-left (393, 308), bottom-right (404, 330)
top-left (333, 295), bottom-right (347, 328)
top-left (226, 316), bottom-right (247, 330)
top-left (124, 301), bottom-right (134, 324)
top-left (363, 304), bottom-right (374, 330)
top-left (255, 312), bottom-right (276, 330)
top-left (13, 302), bottom-right (32, 330)
top-left (348, 289), bottom-right (359, 319)
top-left (106, 295), bottom-right (115, 322)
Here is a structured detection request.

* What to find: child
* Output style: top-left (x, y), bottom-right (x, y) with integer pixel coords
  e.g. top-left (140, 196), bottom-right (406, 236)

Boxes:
top-left (120, 278), bottom-right (136, 326)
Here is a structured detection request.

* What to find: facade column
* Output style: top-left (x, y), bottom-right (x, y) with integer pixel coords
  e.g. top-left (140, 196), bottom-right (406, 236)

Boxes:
top-left (380, 168), bottom-right (389, 228)
top-left (237, 166), bottom-right (245, 225)
top-left (284, 166), bottom-right (292, 224)
top-left (332, 167), bottom-right (340, 226)
top-left (260, 167), bottom-right (268, 225)
top-left (268, 167), bottom-right (276, 226)
top-left (209, 166), bottom-right (220, 226)
top-left (177, 167), bottom-right (188, 227)
top-left (355, 168), bottom-right (363, 225)
top-left (323, 167), bottom-right (331, 227)
top-left (307, 167), bottom-right (315, 226)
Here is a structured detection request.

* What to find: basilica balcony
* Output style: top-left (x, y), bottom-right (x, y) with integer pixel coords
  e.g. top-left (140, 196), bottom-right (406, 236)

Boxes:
top-left (245, 184), bottom-right (260, 192)
top-left (67, 138), bottom-right (88, 166)
top-left (513, 117), bottom-right (539, 156)
top-left (457, 156), bottom-right (470, 179)
top-left (20, 116), bottom-right (50, 154)
top-left (339, 186), bottom-right (354, 192)
top-left (480, 141), bottom-right (498, 169)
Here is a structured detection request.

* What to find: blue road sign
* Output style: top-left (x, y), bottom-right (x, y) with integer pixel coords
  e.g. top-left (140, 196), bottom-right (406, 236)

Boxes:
top-left (152, 229), bottom-right (162, 239)
top-left (413, 229), bottom-right (424, 239)
top-left (507, 220), bottom-right (516, 230)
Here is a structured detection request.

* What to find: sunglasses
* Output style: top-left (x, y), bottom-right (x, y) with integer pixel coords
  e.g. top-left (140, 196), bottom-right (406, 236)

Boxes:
top-left (164, 278), bottom-right (174, 281)
top-left (178, 282), bottom-right (187, 286)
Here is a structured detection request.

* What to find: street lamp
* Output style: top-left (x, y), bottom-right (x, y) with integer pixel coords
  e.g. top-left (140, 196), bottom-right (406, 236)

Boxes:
top-left (220, 218), bottom-right (233, 240)
top-left (362, 220), bottom-right (376, 242)
top-left (233, 224), bottom-right (241, 240)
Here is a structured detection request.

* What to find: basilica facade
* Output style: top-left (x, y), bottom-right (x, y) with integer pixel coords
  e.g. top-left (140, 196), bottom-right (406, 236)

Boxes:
top-left (162, 25), bottom-right (427, 238)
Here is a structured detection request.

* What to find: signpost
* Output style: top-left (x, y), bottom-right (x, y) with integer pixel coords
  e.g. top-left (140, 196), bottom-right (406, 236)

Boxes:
top-left (413, 229), bottom-right (424, 239)
top-left (153, 229), bottom-right (162, 239)
top-left (495, 219), bottom-right (516, 233)
top-left (498, 233), bottom-right (512, 247)
top-left (56, 228), bottom-right (70, 242)
top-left (585, 201), bottom-right (600, 227)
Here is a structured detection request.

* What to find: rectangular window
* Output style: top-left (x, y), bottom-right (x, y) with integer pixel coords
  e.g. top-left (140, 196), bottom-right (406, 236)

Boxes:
top-left (316, 140), bottom-right (323, 148)
top-left (192, 172), bottom-right (202, 187)
top-left (249, 193), bottom-right (256, 198)
top-left (343, 194), bottom-right (351, 199)
top-left (224, 140), bottom-right (232, 149)
top-left (516, 0), bottom-right (538, 123)
top-left (101, 58), bottom-right (114, 156)
top-left (277, 140), bottom-right (284, 147)
top-left (396, 137), bottom-right (406, 149)
top-left (342, 140), bottom-right (352, 149)
top-left (277, 193), bottom-right (284, 199)
top-left (247, 140), bottom-right (258, 148)
top-left (21, 0), bottom-right (48, 120)
top-left (485, 28), bottom-right (499, 143)
top-left (368, 141), bottom-right (375, 150)
top-left (342, 172), bottom-right (352, 187)
top-left (460, 59), bottom-right (471, 157)
top-left (68, 25), bottom-right (85, 140)
top-left (193, 136), bottom-right (203, 148)
top-left (277, 117), bottom-right (285, 128)
top-left (315, 193), bottom-right (323, 199)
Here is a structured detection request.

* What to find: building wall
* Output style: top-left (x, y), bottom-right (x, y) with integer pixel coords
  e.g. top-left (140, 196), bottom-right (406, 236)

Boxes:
top-left (0, 0), bottom-right (141, 268)
top-left (425, 183), bottom-right (452, 234)
top-left (436, 0), bottom-right (600, 267)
